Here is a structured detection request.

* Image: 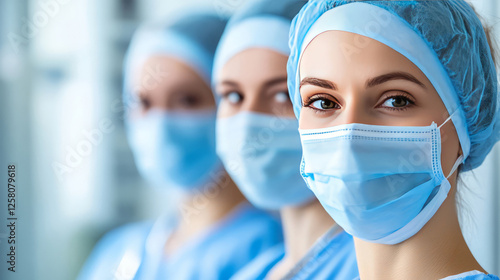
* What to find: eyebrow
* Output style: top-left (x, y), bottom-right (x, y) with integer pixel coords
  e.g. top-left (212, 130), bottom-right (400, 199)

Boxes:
top-left (263, 76), bottom-right (288, 88)
top-left (299, 77), bottom-right (337, 90)
top-left (220, 80), bottom-right (239, 87)
top-left (220, 77), bottom-right (288, 90)
top-left (299, 72), bottom-right (426, 91)
top-left (366, 71), bottom-right (426, 89)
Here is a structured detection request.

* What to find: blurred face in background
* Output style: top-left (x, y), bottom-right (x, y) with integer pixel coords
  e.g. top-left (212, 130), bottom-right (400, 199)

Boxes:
top-left (125, 55), bottom-right (222, 190)
top-left (216, 48), bottom-right (294, 118)
top-left (132, 55), bottom-right (215, 116)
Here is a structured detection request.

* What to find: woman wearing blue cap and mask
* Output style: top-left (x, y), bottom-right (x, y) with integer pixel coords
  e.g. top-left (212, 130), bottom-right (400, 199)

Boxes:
top-left (288, 1), bottom-right (499, 279)
top-left (78, 11), bottom-right (282, 280)
top-left (213, 1), bottom-right (358, 279)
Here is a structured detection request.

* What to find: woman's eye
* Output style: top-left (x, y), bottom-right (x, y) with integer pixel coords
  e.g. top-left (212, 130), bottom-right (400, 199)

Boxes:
top-left (274, 91), bottom-right (290, 103)
top-left (179, 94), bottom-right (200, 108)
top-left (140, 97), bottom-right (151, 110)
top-left (382, 96), bottom-right (411, 108)
top-left (310, 99), bottom-right (338, 110)
top-left (224, 91), bottom-right (243, 105)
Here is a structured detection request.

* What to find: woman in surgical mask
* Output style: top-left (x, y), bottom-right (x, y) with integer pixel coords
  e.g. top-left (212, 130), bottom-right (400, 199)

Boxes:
top-left (78, 11), bottom-right (282, 280)
top-left (288, 1), bottom-right (499, 279)
top-left (213, 1), bottom-right (358, 279)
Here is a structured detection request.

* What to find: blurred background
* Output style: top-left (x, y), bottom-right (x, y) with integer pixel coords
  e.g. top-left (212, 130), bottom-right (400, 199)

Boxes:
top-left (0, 0), bottom-right (498, 279)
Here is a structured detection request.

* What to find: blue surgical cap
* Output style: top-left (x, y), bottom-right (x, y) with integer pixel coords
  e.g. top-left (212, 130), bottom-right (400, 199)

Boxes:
top-left (123, 12), bottom-right (227, 107)
top-left (212, 0), bottom-right (307, 85)
top-left (287, 0), bottom-right (499, 172)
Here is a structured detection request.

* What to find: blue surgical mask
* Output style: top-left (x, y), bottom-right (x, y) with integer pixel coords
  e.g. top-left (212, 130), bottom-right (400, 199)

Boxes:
top-left (216, 112), bottom-right (315, 210)
top-left (126, 109), bottom-right (221, 190)
top-left (299, 115), bottom-right (463, 244)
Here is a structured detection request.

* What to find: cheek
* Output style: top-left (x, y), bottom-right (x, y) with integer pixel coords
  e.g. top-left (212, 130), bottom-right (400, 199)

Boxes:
top-left (298, 98), bottom-right (343, 129)
top-left (270, 100), bottom-right (295, 117)
top-left (217, 100), bottom-right (237, 118)
top-left (439, 123), bottom-right (461, 177)
top-left (197, 90), bottom-right (216, 109)
top-left (298, 108), bottom-right (332, 129)
top-left (298, 110), bottom-right (316, 129)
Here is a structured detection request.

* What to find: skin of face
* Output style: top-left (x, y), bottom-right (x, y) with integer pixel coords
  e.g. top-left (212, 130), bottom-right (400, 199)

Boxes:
top-left (299, 30), bottom-right (462, 180)
top-left (129, 55), bottom-right (246, 254)
top-left (131, 55), bottom-right (215, 116)
top-left (215, 47), bottom-right (336, 278)
top-left (216, 48), bottom-right (294, 118)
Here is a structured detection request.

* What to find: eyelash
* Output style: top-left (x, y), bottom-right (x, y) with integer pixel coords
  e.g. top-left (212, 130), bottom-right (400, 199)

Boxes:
top-left (378, 92), bottom-right (416, 111)
top-left (303, 93), bottom-right (340, 114)
top-left (303, 92), bottom-right (416, 113)
top-left (221, 91), bottom-right (243, 104)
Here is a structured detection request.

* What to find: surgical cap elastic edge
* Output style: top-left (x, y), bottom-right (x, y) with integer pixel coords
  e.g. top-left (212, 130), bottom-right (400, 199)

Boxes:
top-left (289, 2), bottom-right (472, 164)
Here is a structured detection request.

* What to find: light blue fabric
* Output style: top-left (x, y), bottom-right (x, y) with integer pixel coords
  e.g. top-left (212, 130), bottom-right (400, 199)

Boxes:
top-left (122, 12), bottom-right (226, 190)
top-left (300, 118), bottom-right (463, 244)
top-left (123, 12), bottom-right (227, 107)
top-left (216, 112), bottom-right (315, 209)
top-left (126, 109), bottom-right (221, 190)
top-left (77, 203), bottom-right (283, 280)
top-left (442, 272), bottom-right (500, 280)
top-left (232, 226), bottom-right (358, 280)
top-left (212, 0), bottom-right (307, 86)
top-left (232, 243), bottom-right (285, 280)
top-left (77, 221), bottom-right (155, 280)
top-left (287, 0), bottom-right (499, 172)
top-left (353, 272), bottom-right (500, 280)
top-left (448, 274), bottom-right (500, 280)
top-left (212, 16), bottom-right (290, 85)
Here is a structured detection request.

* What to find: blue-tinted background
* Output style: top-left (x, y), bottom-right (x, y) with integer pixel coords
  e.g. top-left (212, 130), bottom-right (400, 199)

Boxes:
top-left (0, 0), bottom-right (498, 279)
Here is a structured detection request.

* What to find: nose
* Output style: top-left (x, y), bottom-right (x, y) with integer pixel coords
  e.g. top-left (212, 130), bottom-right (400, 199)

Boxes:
top-left (333, 93), bottom-right (374, 125)
top-left (152, 94), bottom-right (172, 111)
top-left (241, 91), bottom-right (269, 115)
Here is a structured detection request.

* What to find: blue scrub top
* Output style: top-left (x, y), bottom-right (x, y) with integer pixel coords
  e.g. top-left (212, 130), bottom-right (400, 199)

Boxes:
top-left (78, 203), bottom-right (283, 280)
top-left (232, 224), bottom-right (359, 280)
top-left (440, 272), bottom-right (500, 280)
top-left (353, 271), bottom-right (500, 280)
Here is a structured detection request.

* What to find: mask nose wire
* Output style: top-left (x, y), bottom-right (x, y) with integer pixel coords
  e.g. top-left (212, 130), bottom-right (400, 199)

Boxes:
top-left (437, 110), bottom-right (464, 179)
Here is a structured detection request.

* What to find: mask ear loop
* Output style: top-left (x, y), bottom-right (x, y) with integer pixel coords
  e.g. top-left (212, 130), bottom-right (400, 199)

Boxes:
top-left (438, 110), bottom-right (457, 130)
top-left (437, 110), bottom-right (464, 179)
top-left (446, 154), bottom-right (464, 179)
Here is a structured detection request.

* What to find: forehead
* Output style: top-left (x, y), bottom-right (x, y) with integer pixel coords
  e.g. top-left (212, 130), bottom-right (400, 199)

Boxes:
top-left (133, 55), bottom-right (203, 89)
top-left (299, 31), bottom-right (426, 81)
top-left (218, 48), bottom-right (288, 82)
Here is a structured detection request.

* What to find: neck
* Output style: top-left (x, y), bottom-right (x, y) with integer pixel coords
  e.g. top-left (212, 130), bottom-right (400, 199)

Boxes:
top-left (354, 193), bottom-right (484, 280)
top-left (280, 199), bottom-right (334, 265)
top-left (176, 168), bottom-right (246, 238)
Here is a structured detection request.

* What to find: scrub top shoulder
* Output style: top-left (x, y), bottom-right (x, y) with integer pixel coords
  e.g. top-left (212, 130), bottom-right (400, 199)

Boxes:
top-left (78, 203), bottom-right (283, 280)
top-left (352, 271), bottom-right (500, 280)
top-left (77, 220), bottom-right (154, 280)
top-left (232, 225), bottom-right (358, 280)
top-left (154, 203), bottom-right (283, 280)
top-left (440, 271), bottom-right (500, 280)
top-left (231, 243), bottom-right (286, 280)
